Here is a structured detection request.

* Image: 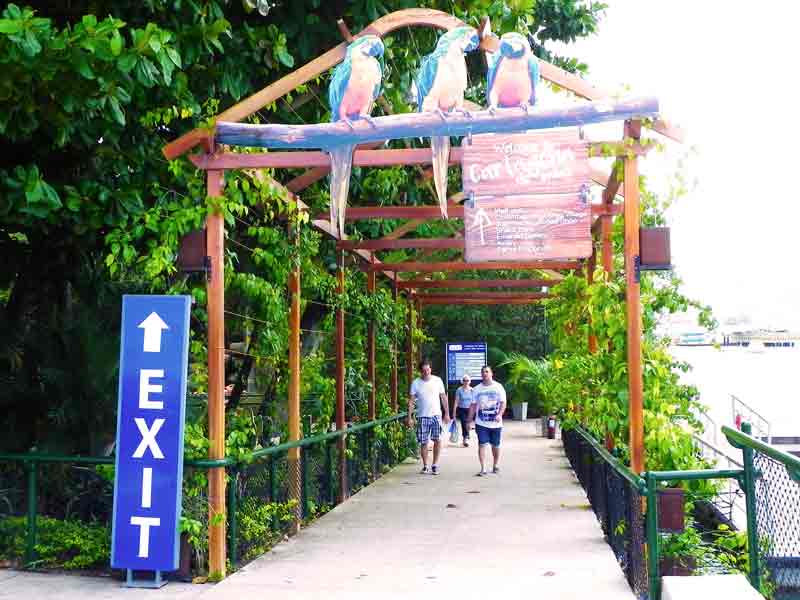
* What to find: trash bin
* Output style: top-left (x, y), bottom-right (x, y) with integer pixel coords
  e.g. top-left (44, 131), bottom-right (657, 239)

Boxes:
top-left (546, 415), bottom-right (557, 439)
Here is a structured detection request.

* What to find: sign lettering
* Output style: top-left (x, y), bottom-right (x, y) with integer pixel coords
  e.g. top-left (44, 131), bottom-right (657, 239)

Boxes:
top-left (462, 129), bottom-right (592, 261)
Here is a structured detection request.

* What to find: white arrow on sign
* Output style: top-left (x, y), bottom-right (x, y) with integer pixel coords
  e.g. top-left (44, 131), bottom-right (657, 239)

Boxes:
top-left (138, 312), bottom-right (169, 353)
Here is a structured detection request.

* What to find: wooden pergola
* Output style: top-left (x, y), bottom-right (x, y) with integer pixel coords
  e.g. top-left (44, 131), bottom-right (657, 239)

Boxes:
top-left (162, 8), bottom-right (683, 577)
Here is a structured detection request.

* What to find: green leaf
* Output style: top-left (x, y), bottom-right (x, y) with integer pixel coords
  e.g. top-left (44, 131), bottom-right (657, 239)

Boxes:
top-left (110, 31), bottom-right (123, 56)
top-left (82, 15), bottom-right (98, 29)
top-left (117, 53), bottom-right (137, 73)
top-left (276, 48), bottom-right (294, 68)
top-left (76, 53), bottom-right (95, 79)
top-left (166, 47), bottom-right (181, 68)
top-left (108, 96), bottom-right (125, 125)
top-left (148, 36), bottom-right (161, 54)
top-left (0, 19), bottom-right (23, 34)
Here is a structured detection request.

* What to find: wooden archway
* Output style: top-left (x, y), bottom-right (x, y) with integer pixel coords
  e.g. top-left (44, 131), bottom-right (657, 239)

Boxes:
top-left (163, 8), bottom-right (681, 577)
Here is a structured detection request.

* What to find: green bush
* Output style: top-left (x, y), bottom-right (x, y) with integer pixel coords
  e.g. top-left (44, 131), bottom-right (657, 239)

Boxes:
top-left (0, 516), bottom-right (109, 569)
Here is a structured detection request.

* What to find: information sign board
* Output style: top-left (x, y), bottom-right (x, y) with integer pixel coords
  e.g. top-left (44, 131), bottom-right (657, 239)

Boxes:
top-left (445, 342), bottom-right (487, 383)
top-left (462, 129), bottom-right (592, 261)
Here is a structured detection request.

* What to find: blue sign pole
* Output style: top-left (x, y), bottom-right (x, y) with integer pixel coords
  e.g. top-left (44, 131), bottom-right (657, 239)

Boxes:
top-left (111, 295), bottom-right (191, 577)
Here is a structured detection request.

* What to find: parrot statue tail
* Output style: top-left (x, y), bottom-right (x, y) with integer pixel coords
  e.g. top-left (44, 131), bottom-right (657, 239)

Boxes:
top-left (328, 144), bottom-right (355, 237)
top-left (430, 135), bottom-right (450, 218)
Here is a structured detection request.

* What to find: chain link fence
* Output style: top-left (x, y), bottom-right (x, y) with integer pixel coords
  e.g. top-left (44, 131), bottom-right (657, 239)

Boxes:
top-left (753, 452), bottom-right (800, 600)
top-left (562, 427), bottom-right (649, 599)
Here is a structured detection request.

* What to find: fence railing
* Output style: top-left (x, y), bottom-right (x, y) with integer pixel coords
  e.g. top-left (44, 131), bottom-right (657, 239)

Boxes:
top-left (731, 394), bottom-right (771, 444)
top-left (0, 412), bottom-right (411, 573)
top-left (564, 425), bottom-right (765, 600)
top-left (562, 427), bottom-right (650, 598)
top-left (724, 423), bottom-right (800, 600)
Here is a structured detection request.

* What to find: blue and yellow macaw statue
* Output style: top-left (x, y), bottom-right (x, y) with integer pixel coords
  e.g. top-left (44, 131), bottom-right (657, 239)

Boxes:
top-left (486, 32), bottom-right (540, 113)
top-left (327, 35), bottom-right (385, 235)
top-left (415, 26), bottom-right (480, 218)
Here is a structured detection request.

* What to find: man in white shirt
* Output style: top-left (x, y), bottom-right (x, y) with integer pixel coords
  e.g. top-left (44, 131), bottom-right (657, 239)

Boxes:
top-left (409, 358), bottom-right (450, 475)
top-left (468, 365), bottom-right (507, 476)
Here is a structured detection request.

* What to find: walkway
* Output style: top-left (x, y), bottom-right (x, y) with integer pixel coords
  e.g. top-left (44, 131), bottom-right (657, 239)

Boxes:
top-left (0, 421), bottom-right (633, 600)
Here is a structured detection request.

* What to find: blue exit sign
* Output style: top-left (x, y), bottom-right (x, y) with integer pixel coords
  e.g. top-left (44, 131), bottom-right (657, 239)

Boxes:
top-left (111, 295), bottom-right (191, 572)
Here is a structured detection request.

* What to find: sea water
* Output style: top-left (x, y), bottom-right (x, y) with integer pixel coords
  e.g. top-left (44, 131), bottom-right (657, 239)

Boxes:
top-left (669, 345), bottom-right (800, 438)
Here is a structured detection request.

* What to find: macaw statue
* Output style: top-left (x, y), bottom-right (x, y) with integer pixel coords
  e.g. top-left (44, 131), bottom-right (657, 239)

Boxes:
top-left (486, 32), bottom-right (540, 113)
top-left (415, 26), bottom-right (480, 218)
top-left (327, 35), bottom-right (385, 236)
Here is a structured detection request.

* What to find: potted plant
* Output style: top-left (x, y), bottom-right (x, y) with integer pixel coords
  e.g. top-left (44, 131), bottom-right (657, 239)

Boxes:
top-left (659, 524), bottom-right (704, 576)
top-left (499, 354), bottom-right (549, 422)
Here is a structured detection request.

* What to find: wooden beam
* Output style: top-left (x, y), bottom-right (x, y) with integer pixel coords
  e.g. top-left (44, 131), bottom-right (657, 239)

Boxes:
top-left (418, 297), bottom-right (547, 306)
top-left (624, 120), bottom-right (644, 474)
top-left (214, 98), bottom-right (659, 150)
top-left (163, 9), bottom-right (464, 160)
top-left (285, 141), bottom-right (385, 193)
top-left (398, 278), bottom-right (554, 290)
top-left (192, 141), bottom-right (651, 170)
top-left (417, 292), bottom-right (549, 300)
top-left (333, 203), bottom-right (621, 222)
top-left (367, 260), bottom-right (580, 273)
top-left (340, 238), bottom-right (464, 250)
top-left (206, 170), bottom-right (226, 579)
top-left (380, 192), bottom-right (465, 241)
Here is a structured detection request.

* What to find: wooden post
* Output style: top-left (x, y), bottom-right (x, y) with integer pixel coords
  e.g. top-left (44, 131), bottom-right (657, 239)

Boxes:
top-left (391, 280), bottom-right (399, 412)
top-left (335, 251), bottom-right (347, 501)
top-left (406, 294), bottom-right (414, 403)
top-left (624, 120), bottom-right (644, 474)
top-left (287, 214), bottom-right (302, 533)
top-left (415, 298), bottom-right (423, 366)
top-left (367, 268), bottom-right (377, 421)
top-left (206, 170), bottom-right (227, 578)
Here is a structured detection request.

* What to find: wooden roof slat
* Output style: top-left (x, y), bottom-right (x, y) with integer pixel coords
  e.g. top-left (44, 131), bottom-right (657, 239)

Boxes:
top-left (368, 260), bottom-right (580, 273)
top-left (190, 141), bottom-right (653, 171)
top-left (399, 278), bottom-right (554, 290)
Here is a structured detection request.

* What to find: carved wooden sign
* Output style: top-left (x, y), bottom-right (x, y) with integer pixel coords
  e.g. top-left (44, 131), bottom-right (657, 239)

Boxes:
top-left (462, 129), bottom-right (592, 262)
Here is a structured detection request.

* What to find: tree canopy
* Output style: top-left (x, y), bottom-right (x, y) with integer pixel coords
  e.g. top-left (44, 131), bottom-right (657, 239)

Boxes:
top-left (0, 0), bottom-right (607, 453)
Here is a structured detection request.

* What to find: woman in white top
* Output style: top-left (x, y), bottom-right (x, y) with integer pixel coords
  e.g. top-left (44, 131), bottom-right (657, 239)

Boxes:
top-left (454, 373), bottom-right (474, 447)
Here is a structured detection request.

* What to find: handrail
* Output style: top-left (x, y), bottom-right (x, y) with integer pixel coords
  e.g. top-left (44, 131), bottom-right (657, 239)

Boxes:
top-left (723, 424), bottom-right (800, 481)
top-left (0, 412), bottom-right (408, 469)
top-left (248, 412), bottom-right (408, 461)
top-left (572, 425), bottom-right (646, 492)
top-left (731, 394), bottom-right (771, 443)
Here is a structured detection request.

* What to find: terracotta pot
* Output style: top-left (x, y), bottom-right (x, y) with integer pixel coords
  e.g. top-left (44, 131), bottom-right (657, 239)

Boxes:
top-left (659, 555), bottom-right (696, 577)
top-left (657, 487), bottom-right (685, 532)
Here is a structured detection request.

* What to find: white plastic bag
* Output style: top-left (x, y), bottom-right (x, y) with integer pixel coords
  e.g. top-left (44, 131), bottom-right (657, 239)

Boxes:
top-left (448, 419), bottom-right (459, 444)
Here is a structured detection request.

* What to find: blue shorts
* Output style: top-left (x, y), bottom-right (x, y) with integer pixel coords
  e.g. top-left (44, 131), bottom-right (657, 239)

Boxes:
top-left (416, 416), bottom-right (442, 445)
top-left (476, 424), bottom-right (502, 447)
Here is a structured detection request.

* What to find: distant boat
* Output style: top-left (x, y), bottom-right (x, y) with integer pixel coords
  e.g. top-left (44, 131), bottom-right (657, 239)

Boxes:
top-left (676, 332), bottom-right (714, 346)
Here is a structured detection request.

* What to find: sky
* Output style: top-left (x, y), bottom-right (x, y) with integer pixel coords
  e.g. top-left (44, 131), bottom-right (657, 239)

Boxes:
top-left (548, 1), bottom-right (800, 330)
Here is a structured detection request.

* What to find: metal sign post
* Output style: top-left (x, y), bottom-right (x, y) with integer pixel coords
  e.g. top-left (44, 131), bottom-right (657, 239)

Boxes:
top-left (111, 295), bottom-right (191, 586)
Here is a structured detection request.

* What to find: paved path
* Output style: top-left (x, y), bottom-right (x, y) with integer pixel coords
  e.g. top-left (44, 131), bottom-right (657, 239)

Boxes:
top-left (0, 421), bottom-right (633, 599)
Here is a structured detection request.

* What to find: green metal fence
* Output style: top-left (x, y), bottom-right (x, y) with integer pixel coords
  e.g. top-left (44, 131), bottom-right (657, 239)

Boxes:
top-left (0, 412), bottom-right (411, 573)
top-left (563, 427), bottom-right (649, 598)
top-left (724, 423), bottom-right (800, 600)
top-left (564, 425), bottom-right (769, 600)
